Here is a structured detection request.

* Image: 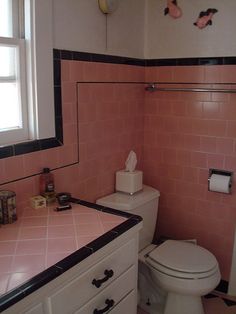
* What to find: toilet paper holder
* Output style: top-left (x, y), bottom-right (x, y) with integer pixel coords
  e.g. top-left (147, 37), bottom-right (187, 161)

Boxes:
top-left (208, 168), bottom-right (233, 193)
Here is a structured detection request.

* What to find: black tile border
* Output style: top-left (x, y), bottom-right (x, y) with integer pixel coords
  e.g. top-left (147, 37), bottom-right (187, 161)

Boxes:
top-left (145, 56), bottom-right (232, 67)
top-left (0, 200), bottom-right (142, 312)
top-left (215, 279), bottom-right (229, 294)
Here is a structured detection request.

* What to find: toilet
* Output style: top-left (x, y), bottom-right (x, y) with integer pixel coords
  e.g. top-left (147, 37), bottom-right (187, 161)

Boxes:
top-left (96, 185), bottom-right (221, 314)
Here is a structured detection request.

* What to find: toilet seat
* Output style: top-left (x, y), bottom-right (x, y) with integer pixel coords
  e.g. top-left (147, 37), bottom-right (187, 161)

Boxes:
top-left (146, 240), bottom-right (219, 280)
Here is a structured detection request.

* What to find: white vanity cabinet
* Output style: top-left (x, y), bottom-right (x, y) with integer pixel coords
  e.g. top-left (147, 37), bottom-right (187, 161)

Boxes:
top-left (3, 223), bottom-right (141, 314)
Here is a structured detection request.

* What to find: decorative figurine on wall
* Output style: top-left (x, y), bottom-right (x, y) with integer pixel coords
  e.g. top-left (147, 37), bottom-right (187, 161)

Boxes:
top-left (164, 0), bottom-right (182, 19)
top-left (194, 8), bottom-right (218, 29)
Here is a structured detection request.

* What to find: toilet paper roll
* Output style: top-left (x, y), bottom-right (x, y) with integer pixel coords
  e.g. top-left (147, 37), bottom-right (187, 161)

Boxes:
top-left (209, 174), bottom-right (231, 193)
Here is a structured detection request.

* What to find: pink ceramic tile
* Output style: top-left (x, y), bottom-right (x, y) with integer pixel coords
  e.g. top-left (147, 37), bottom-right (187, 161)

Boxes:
top-left (48, 215), bottom-right (73, 226)
top-left (0, 256), bottom-right (13, 273)
top-left (73, 213), bottom-right (100, 224)
top-left (216, 138), bottom-right (234, 155)
top-left (0, 228), bottom-right (19, 241)
top-left (186, 101), bottom-right (203, 118)
top-left (204, 66), bottom-right (221, 83)
top-left (203, 101), bottom-right (221, 119)
top-left (48, 225), bottom-right (75, 238)
top-left (62, 82), bottom-right (76, 103)
top-left (208, 120), bottom-right (227, 137)
top-left (0, 241), bottom-right (17, 255)
top-left (200, 136), bottom-right (217, 153)
top-left (0, 274), bottom-right (10, 295)
top-left (15, 240), bottom-right (46, 255)
top-left (47, 237), bottom-right (77, 254)
top-left (18, 227), bottom-right (47, 240)
top-left (75, 223), bottom-right (104, 237)
top-left (183, 167), bottom-right (199, 183)
top-left (23, 152), bottom-right (43, 177)
top-left (61, 60), bottom-right (70, 82)
top-left (21, 217), bottom-right (47, 227)
top-left (173, 66), bottom-right (204, 83)
top-left (191, 152), bottom-right (207, 168)
top-left (22, 208), bottom-right (48, 217)
top-left (11, 255), bottom-right (45, 272)
top-left (3, 155), bottom-right (25, 182)
top-left (207, 154), bottom-right (224, 169)
top-left (184, 134), bottom-right (201, 151)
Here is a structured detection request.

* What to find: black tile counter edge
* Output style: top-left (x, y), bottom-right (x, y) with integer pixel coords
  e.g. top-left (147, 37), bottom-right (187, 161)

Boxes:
top-left (54, 49), bottom-right (236, 67)
top-left (70, 197), bottom-right (142, 220)
top-left (0, 200), bottom-right (142, 312)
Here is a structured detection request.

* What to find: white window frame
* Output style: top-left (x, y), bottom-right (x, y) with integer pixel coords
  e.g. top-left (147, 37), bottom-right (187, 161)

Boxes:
top-left (0, 0), bottom-right (55, 147)
top-left (24, 0), bottom-right (55, 141)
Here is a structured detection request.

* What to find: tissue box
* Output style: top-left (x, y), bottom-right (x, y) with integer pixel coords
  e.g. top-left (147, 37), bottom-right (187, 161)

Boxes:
top-left (116, 170), bottom-right (143, 194)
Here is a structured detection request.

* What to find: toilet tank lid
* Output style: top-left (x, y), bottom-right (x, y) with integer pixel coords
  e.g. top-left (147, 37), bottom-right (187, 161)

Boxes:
top-left (96, 185), bottom-right (160, 211)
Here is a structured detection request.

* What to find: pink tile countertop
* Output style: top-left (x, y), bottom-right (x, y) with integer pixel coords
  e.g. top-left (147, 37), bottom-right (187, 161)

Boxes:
top-left (0, 203), bottom-right (126, 296)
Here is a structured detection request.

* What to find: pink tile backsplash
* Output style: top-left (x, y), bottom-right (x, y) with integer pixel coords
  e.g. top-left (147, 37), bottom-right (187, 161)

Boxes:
top-left (1, 59), bottom-right (236, 283)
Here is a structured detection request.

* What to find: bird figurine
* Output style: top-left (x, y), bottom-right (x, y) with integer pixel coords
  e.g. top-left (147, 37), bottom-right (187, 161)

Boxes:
top-left (194, 8), bottom-right (218, 29)
top-left (164, 0), bottom-right (182, 19)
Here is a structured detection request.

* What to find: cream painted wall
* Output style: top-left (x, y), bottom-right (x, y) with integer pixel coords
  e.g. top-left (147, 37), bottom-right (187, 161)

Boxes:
top-left (52, 0), bottom-right (146, 59)
top-left (146, 0), bottom-right (236, 59)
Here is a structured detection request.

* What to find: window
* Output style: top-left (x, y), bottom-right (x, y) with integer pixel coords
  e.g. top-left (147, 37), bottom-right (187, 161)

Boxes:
top-left (0, 0), bottom-right (28, 145)
top-left (0, 0), bottom-right (55, 147)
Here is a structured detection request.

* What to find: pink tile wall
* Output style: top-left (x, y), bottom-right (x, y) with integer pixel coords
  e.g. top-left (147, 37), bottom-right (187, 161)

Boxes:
top-left (61, 60), bottom-right (144, 200)
top-left (1, 58), bottom-right (236, 282)
top-left (144, 65), bottom-right (236, 280)
top-left (0, 60), bottom-right (144, 215)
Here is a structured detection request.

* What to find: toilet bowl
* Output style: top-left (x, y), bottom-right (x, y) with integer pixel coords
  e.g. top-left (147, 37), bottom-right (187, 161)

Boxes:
top-left (140, 240), bottom-right (221, 314)
top-left (96, 186), bottom-right (221, 314)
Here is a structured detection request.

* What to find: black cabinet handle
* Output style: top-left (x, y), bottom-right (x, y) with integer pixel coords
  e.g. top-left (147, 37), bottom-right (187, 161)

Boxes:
top-left (92, 269), bottom-right (114, 288)
top-left (93, 299), bottom-right (115, 314)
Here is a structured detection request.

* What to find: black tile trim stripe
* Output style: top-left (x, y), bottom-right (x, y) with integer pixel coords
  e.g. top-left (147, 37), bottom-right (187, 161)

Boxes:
top-left (55, 49), bottom-right (236, 67)
top-left (215, 279), bottom-right (229, 294)
top-left (0, 199), bottom-right (142, 312)
top-left (145, 56), bottom-right (236, 66)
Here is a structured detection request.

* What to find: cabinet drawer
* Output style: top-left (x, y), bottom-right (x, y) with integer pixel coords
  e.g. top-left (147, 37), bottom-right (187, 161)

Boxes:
top-left (49, 239), bottom-right (136, 314)
top-left (75, 266), bottom-right (136, 314)
top-left (109, 290), bottom-right (136, 314)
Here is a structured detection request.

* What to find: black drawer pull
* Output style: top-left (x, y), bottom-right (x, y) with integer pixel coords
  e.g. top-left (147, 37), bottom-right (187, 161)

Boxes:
top-left (93, 299), bottom-right (115, 314)
top-left (92, 269), bottom-right (114, 288)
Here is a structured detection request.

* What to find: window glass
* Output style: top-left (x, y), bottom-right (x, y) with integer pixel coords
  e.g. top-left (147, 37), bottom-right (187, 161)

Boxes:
top-left (0, 0), bottom-right (13, 37)
top-left (0, 46), bottom-right (16, 77)
top-left (0, 82), bottom-right (21, 131)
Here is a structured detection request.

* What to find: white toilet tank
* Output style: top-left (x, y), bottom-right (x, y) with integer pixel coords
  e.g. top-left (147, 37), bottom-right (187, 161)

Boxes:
top-left (96, 185), bottom-right (160, 251)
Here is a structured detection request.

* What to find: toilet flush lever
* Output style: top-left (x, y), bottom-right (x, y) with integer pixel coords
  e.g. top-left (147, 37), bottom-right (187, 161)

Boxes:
top-left (92, 269), bottom-right (114, 288)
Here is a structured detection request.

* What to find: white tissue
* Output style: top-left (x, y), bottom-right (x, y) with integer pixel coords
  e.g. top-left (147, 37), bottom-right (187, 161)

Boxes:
top-left (125, 151), bottom-right (137, 172)
top-left (209, 174), bottom-right (231, 193)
